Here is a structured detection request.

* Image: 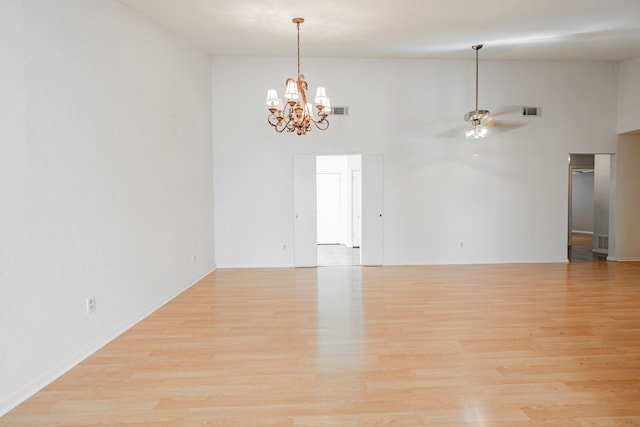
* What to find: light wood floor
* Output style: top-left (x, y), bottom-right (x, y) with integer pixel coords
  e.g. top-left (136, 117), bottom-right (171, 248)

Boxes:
top-left (317, 244), bottom-right (360, 266)
top-left (3, 262), bottom-right (640, 426)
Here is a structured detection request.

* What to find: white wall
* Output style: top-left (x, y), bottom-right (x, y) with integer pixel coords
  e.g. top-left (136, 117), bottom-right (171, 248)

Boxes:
top-left (617, 57), bottom-right (640, 134)
top-left (593, 154), bottom-right (611, 252)
top-left (212, 56), bottom-right (618, 267)
top-left (571, 171), bottom-right (594, 233)
top-left (0, 0), bottom-right (215, 415)
top-left (346, 155), bottom-right (362, 248)
top-left (610, 135), bottom-right (640, 261)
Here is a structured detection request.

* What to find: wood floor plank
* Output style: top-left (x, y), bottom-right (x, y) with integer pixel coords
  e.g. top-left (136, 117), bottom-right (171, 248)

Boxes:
top-left (2, 262), bottom-right (640, 426)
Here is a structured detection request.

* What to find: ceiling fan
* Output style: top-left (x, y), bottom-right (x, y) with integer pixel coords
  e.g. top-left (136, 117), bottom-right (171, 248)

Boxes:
top-left (433, 44), bottom-right (527, 139)
top-left (464, 44), bottom-right (490, 139)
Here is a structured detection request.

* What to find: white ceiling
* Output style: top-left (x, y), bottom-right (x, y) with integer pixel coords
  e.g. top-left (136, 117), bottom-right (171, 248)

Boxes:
top-left (119, 0), bottom-right (640, 61)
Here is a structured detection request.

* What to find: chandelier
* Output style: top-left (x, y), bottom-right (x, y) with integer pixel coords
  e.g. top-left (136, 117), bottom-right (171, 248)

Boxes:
top-left (266, 18), bottom-right (330, 135)
top-left (464, 44), bottom-right (490, 139)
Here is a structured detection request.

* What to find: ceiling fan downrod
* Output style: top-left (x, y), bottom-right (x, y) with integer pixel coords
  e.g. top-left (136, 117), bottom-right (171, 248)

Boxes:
top-left (464, 44), bottom-right (490, 138)
top-left (473, 44), bottom-right (483, 113)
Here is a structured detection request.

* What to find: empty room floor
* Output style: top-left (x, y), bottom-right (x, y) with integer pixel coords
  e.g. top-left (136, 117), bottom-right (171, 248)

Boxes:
top-left (2, 262), bottom-right (640, 426)
top-left (317, 244), bottom-right (360, 266)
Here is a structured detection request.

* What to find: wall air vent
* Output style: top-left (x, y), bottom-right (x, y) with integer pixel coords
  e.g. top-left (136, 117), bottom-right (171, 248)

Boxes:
top-left (522, 106), bottom-right (541, 116)
top-left (330, 106), bottom-right (349, 116)
top-left (597, 234), bottom-right (609, 250)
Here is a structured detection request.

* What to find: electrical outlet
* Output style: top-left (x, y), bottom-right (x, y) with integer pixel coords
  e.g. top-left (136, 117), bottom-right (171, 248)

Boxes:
top-left (86, 297), bottom-right (96, 314)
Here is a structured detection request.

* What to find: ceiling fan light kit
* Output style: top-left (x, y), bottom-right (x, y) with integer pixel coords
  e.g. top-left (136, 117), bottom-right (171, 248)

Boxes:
top-left (266, 18), bottom-right (330, 135)
top-left (464, 109), bottom-right (490, 138)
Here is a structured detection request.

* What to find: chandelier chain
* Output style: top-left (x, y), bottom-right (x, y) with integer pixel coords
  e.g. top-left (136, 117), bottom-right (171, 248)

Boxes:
top-left (297, 21), bottom-right (301, 79)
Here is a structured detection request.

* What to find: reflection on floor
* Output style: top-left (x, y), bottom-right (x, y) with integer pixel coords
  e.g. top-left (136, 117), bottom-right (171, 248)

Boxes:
top-left (569, 232), bottom-right (608, 263)
top-left (317, 244), bottom-right (360, 266)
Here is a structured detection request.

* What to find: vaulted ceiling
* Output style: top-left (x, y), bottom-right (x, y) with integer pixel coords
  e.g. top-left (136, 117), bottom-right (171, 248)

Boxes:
top-left (119, 0), bottom-right (640, 61)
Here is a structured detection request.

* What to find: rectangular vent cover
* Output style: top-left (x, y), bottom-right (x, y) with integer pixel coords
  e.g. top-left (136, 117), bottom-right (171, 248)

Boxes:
top-left (597, 234), bottom-right (609, 250)
top-left (330, 106), bottom-right (349, 116)
top-left (522, 106), bottom-right (541, 116)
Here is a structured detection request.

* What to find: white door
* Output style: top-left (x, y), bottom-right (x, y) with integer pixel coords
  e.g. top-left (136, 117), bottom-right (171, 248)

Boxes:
top-left (352, 169), bottom-right (362, 248)
top-left (293, 155), bottom-right (317, 267)
top-left (317, 173), bottom-right (342, 244)
top-left (361, 154), bottom-right (384, 266)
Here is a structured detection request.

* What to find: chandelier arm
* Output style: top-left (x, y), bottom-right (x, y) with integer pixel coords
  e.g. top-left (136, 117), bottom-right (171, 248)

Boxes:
top-left (286, 104), bottom-right (295, 123)
top-left (311, 118), bottom-right (330, 131)
top-left (285, 77), bottom-right (294, 88)
top-left (273, 116), bottom-right (287, 133)
top-left (285, 115), bottom-right (297, 132)
top-left (267, 114), bottom-right (280, 126)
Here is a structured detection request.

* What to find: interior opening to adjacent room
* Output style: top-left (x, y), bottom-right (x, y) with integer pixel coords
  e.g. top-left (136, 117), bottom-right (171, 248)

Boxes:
top-left (567, 153), bottom-right (611, 262)
top-left (294, 154), bottom-right (383, 267)
top-left (316, 155), bottom-right (362, 266)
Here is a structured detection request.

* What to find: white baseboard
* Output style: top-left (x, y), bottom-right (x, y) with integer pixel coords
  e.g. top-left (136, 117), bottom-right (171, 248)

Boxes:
top-left (571, 230), bottom-right (594, 235)
top-left (608, 257), bottom-right (640, 262)
top-left (216, 263), bottom-right (295, 269)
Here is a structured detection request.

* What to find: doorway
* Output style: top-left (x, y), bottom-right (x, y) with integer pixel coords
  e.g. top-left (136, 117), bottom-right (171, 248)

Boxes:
top-left (568, 153), bottom-right (610, 262)
top-left (316, 155), bottom-right (362, 266)
top-left (293, 154), bottom-right (383, 267)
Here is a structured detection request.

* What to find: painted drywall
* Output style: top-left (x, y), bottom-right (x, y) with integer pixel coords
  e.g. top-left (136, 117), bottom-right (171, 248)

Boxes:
top-left (571, 172), bottom-right (594, 233)
top-left (593, 154), bottom-right (611, 252)
top-left (610, 135), bottom-right (640, 260)
top-left (212, 56), bottom-right (618, 267)
top-left (317, 156), bottom-right (348, 244)
top-left (617, 58), bottom-right (640, 134)
top-left (346, 155), bottom-right (362, 248)
top-left (0, 0), bottom-right (215, 415)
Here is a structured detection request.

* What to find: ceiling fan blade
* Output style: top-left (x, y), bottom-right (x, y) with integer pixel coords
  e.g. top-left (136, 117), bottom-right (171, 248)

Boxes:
top-left (486, 119), bottom-right (526, 132)
top-left (491, 105), bottom-right (525, 118)
top-left (485, 105), bottom-right (529, 133)
top-left (434, 124), bottom-right (467, 138)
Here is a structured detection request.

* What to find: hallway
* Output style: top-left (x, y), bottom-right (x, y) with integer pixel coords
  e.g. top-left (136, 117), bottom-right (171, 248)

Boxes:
top-left (569, 232), bottom-right (608, 263)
